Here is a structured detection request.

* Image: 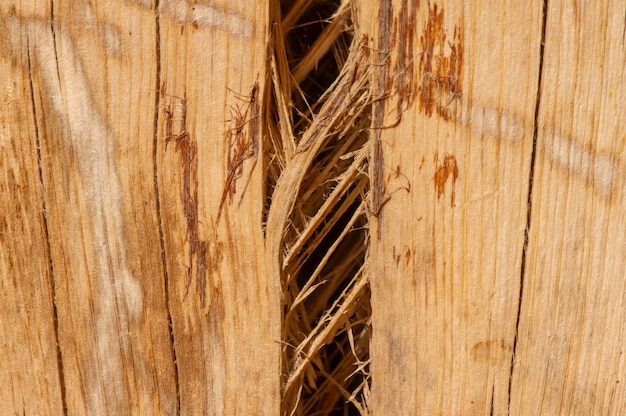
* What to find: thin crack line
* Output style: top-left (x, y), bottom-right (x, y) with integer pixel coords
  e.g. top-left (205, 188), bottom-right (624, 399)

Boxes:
top-left (151, 2), bottom-right (181, 414)
top-left (507, 0), bottom-right (548, 413)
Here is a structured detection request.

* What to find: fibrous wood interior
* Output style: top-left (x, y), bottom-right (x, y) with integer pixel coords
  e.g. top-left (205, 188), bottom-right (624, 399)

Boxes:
top-left (265, 0), bottom-right (372, 414)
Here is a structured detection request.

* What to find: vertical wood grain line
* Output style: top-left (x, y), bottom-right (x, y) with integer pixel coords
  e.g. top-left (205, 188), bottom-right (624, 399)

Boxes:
top-left (27, 20), bottom-right (68, 415)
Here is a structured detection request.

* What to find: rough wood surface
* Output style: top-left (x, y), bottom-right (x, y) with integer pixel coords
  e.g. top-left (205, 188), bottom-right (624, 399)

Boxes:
top-left (3, 1), bottom-right (178, 414)
top-left (157, 1), bottom-right (279, 414)
top-left (2, 0), bottom-right (625, 415)
top-left (360, 0), bottom-right (542, 413)
top-left (1, 5), bottom-right (64, 413)
top-left (509, 1), bottom-right (626, 414)
top-left (1, 1), bottom-right (276, 415)
top-left (361, 0), bottom-right (626, 414)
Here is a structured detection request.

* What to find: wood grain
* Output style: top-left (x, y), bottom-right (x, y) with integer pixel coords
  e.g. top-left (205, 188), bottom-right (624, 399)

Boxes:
top-left (509, 1), bottom-right (626, 414)
top-left (5, 1), bottom-right (178, 413)
top-left (0, 4), bottom-right (64, 414)
top-left (361, 0), bottom-right (543, 414)
top-left (157, 0), bottom-right (279, 414)
top-left (2, 0), bottom-right (625, 414)
top-left (1, 1), bottom-right (276, 414)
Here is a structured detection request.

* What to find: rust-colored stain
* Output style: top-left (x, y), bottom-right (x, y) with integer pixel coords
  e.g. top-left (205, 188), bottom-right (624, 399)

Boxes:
top-left (418, 3), bottom-right (463, 120)
top-left (216, 81), bottom-right (259, 225)
top-left (162, 84), bottom-right (223, 308)
top-left (433, 153), bottom-right (458, 206)
top-left (163, 87), bottom-right (200, 302)
top-left (404, 246), bottom-right (411, 265)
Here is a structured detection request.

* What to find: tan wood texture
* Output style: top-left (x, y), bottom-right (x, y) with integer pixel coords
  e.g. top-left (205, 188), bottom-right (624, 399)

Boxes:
top-left (3, 1), bottom-right (178, 414)
top-left (1, 0), bottom-right (625, 415)
top-left (359, 0), bottom-right (543, 413)
top-left (157, 1), bottom-right (279, 414)
top-left (509, 1), bottom-right (626, 414)
top-left (360, 0), bottom-right (626, 414)
top-left (1, 1), bottom-right (276, 415)
top-left (1, 5), bottom-right (64, 414)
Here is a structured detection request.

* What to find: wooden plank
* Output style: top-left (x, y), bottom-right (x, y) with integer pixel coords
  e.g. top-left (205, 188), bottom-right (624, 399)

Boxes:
top-left (359, 0), bottom-right (544, 413)
top-left (509, 1), bottom-right (626, 414)
top-left (0, 4), bottom-right (64, 414)
top-left (6, 1), bottom-right (178, 413)
top-left (156, 1), bottom-right (279, 414)
top-left (5, 1), bottom-right (624, 414)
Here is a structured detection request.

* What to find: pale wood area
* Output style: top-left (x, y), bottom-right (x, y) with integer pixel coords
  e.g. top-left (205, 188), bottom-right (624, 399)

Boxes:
top-left (1, 0), bottom-right (625, 415)
top-left (509, 1), bottom-right (626, 413)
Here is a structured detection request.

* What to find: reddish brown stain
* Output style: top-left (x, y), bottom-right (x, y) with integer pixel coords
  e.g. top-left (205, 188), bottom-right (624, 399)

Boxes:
top-left (162, 85), bottom-right (224, 308)
top-left (433, 153), bottom-right (458, 206)
top-left (216, 81), bottom-right (260, 225)
top-left (417, 3), bottom-right (463, 120)
top-left (386, 164), bottom-right (412, 195)
top-left (163, 88), bottom-right (199, 301)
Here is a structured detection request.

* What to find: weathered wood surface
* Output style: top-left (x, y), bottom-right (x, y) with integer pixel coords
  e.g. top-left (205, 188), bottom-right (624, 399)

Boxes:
top-left (1, 4), bottom-right (64, 414)
top-left (510, 1), bottom-right (626, 413)
top-left (1, 1), bottom-right (276, 415)
top-left (360, 0), bottom-right (542, 413)
top-left (1, 0), bottom-right (625, 415)
top-left (362, 0), bottom-right (626, 415)
top-left (157, 1), bottom-right (278, 414)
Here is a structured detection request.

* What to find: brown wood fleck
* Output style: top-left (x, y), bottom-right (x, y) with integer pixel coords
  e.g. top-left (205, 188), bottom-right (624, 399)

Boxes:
top-left (433, 153), bottom-right (458, 206)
